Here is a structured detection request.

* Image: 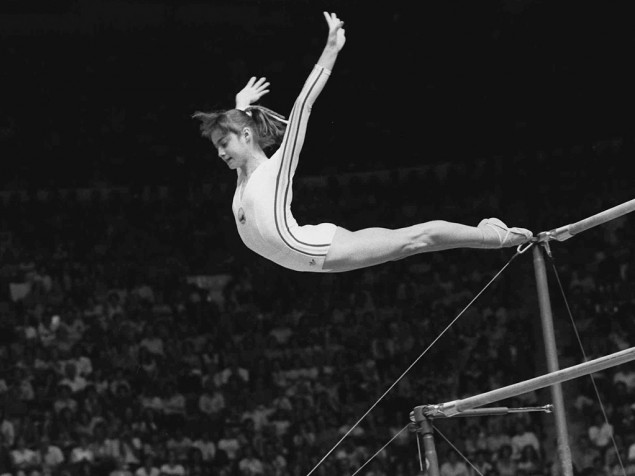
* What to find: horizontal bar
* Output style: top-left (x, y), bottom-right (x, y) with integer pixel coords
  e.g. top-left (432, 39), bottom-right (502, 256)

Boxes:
top-left (413, 405), bottom-right (553, 420)
top-left (537, 198), bottom-right (635, 242)
top-left (414, 346), bottom-right (635, 419)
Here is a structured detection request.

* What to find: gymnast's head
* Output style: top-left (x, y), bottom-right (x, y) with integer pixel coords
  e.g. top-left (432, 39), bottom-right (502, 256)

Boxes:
top-left (193, 106), bottom-right (288, 162)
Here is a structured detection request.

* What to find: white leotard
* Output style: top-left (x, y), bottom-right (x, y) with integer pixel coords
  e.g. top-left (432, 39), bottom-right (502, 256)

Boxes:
top-left (232, 64), bottom-right (337, 272)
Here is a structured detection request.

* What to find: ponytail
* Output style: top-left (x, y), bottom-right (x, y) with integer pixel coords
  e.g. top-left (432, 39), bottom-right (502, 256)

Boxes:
top-left (244, 105), bottom-right (288, 150)
top-left (193, 105), bottom-right (288, 152)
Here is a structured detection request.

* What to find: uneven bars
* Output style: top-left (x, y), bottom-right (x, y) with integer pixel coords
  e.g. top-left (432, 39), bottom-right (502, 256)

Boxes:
top-left (413, 346), bottom-right (635, 419)
top-left (537, 198), bottom-right (635, 242)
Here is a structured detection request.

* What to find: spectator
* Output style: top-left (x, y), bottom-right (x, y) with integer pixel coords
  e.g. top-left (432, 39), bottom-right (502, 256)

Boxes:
top-left (485, 418), bottom-right (511, 456)
top-left (609, 381), bottom-right (630, 408)
top-left (440, 449), bottom-right (469, 476)
top-left (56, 429), bottom-right (77, 459)
top-left (0, 409), bottom-right (14, 448)
top-left (191, 429), bottom-right (216, 466)
top-left (165, 428), bottom-right (192, 463)
top-left (516, 444), bottom-right (544, 476)
top-left (65, 312), bottom-right (89, 346)
top-left (158, 450), bottom-right (185, 476)
top-left (139, 324), bottom-right (164, 357)
top-left (241, 401), bottom-right (274, 434)
top-left (463, 424), bottom-right (488, 458)
top-left (139, 385), bottom-right (164, 414)
top-left (138, 348), bottom-right (160, 380)
top-left (238, 445), bottom-right (265, 476)
top-left (38, 314), bottom-right (59, 348)
top-left (624, 457), bottom-right (635, 476)
top-left (90, 422), bottom-right (119, 475)
top-left (118, 426), bottom-right (141, 469)
top-left (469, 449), bottom-right (493, 476)
top-left (160, 382), bottom-right (186, 430)
top-left (10, 436), bottom-right (40, 476)
top-left (572, 434), bottom-right (602, 474)
top-left (53, 384), bottom-right (78, 414)
top-left (108, 368), bottom-right (131, 396)
top-left (0, 433), bottom-right (15, 476)
top-left (84, 376), bottom-right (108, 403)
top-left (106, 293), bottom-right (125, 320)
top-left (200, 361), bottom-right (223, 390)
top-left (494, 445), bottom-right (517, 476)
top-left (77, 402), bottom-right (104, 436)
top-left (131, 408), bottom-right (159, 439)
top-left (185, 447), bottom-right (205, 476)
top-left (271, 385), bottom-right (293, 413)
top-left (588, 410), bottom-right (614, 451)
top-left (197, 378), bottom-right (226, 422)
top-left (612, 367), bottom-right (635, 393)
top-left (217, 426), bottom-right (241, 462)
top-left (36, 435), bottom-right (65, 476)
top-left (70, 433), bottom-right (95, 466)
top-left (590, 455), bottom-right (609, 476)
top-left (15, 367), bottom-right (35, 403)
top-left (218, 355), bottom-right (249, 387)
top-left (510, 421), bottom-right (540, 461)
top-left (262, 441), bottom-right (287, 476)
top-left (604, 445), bottom-right (624, 476)
top-left (110, 460), bottom-right (133, 476)
top-left (612, 402), bottom-right (635, 436)
top-left (135, 455), bottom-right (160, 476)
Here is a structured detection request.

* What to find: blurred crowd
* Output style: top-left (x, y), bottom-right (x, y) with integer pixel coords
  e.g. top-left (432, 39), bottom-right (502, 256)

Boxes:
top-left (0, 131), bottom-right (634, 476)
top-left (1, 3), bottom-right (635, 475)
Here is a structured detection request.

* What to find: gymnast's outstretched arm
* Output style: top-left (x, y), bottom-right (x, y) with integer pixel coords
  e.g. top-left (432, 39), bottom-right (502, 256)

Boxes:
top-left (235, 12), bottom-right (346, 111)
top-left (316, 12), bottom-right (346, 73)
top-left (233, 12), bottom-right (343, 114)
top-left (275, 12), bottom-right (346, 180)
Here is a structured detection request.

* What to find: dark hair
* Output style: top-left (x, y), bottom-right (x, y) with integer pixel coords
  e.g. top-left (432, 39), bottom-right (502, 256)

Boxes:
top-left (193, 106), bottom-right (288, 151)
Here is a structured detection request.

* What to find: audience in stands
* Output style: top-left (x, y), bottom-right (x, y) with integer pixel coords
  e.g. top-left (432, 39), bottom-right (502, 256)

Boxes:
top-left (0, 135), bottom-right (634, 476)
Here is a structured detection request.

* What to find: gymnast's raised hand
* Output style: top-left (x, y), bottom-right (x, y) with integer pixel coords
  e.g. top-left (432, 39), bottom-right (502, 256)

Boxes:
top-left (235, 76), bottom-right (270, 111)
top-left (323, 11), bottom-right (346, 52)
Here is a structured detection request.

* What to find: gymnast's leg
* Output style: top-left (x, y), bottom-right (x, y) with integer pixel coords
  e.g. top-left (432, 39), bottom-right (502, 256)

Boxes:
top-left (323, 218), bottom-right (532, 273)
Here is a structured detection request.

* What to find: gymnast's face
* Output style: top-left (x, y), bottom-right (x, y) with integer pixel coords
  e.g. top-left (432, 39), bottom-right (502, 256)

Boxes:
top-left (211, 129), bottom-right (249, 170)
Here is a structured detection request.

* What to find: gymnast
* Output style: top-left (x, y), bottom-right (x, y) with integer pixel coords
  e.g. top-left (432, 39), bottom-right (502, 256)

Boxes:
top-left (193, 12), bottom-right (533, 273)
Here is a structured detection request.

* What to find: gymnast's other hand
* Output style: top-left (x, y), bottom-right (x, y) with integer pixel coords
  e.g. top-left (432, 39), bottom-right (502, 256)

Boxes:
top-left (235, 76), bottom-right (270, 110)
top-left (323, 12), bottom-right (346, 52)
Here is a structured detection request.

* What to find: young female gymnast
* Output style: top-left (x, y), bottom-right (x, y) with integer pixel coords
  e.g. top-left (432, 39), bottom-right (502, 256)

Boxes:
top-left (193, 12), bottom-right (533, 273)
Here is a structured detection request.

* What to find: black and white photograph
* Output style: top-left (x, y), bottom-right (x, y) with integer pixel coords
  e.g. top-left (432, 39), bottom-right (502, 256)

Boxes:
top-left (1, 1), bottom-right (634, 476)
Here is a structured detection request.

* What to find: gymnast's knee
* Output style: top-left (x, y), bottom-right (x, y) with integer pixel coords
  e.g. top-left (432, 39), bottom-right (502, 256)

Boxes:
top-left (404, 221), bottom-right (450, 253)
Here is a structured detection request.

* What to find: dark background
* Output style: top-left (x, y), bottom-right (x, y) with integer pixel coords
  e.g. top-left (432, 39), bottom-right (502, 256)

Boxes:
top-left (0, 0), bottom-right (633, 190)
top-left (0, 5), bottom-right (633, 476)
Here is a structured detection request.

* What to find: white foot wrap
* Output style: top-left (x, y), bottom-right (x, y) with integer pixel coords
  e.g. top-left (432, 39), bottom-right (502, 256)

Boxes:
top-left (478, 218), bottom-right (533, 248)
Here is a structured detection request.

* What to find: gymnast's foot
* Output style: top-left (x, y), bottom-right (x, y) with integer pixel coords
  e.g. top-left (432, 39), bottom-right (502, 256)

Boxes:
top-left (478, 218), bottom-right (533, 248)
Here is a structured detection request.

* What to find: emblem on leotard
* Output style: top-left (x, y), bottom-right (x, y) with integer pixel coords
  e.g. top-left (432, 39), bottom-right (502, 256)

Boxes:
top-left (238, 208), bottom-right (246, 224)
